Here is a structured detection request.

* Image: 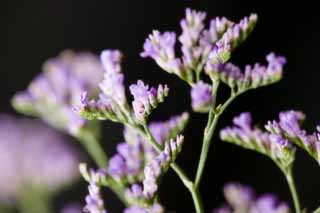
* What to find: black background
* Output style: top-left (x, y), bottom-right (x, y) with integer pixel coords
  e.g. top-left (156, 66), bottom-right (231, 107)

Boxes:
top-left (4, 0), bottom-right (320, 212)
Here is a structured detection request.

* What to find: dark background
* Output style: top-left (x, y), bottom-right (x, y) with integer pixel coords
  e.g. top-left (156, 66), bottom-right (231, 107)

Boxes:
top-left (4, 0), bottom-right (320, 212)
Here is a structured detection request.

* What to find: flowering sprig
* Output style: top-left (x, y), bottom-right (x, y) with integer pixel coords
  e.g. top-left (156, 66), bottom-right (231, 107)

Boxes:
top-left (220, 112), bottom-right (301, 212)
top-left (205, 53), bottom-right (286, 94)
top-left (81, 168), bottom-right (107, 213)
top-left (141, 8), bottom-right (257, 84)
top-left (220, 112), bottom-right (296, 170)
top-left (265, 110), bottom-right (320, 164)
top-left (213, 183), bottom-right (290, 213)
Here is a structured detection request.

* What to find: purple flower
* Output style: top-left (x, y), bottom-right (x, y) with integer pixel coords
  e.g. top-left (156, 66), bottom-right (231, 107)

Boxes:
top-left (143, 135), bottom-right (184, 198)
top-left (206, 53), bottom-right (286, 91)
top-left (191, 81), bottom-right (213, 112)
top-left (12, 50), bottom-right (104, 135)
top-left (214, 183), bottom-right (290, 213)
top-left (84, 169), bottom-right (107, 213)
top-left (77, 50), bottom-right (129, 123)
top-left (220, 112), bottom-right (295, 166)
top-left (264, 110), bottom-right (320, 164)
top-left (217, 14), bottom-right (257, 51)
top-left (0, 115), bottom-right (79, 202)
top-left (129, 80), bottom-right (169, 122)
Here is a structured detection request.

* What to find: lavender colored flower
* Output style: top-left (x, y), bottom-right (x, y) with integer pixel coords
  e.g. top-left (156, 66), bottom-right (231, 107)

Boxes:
top-left (220, 112), bottom-right (295, 168)
top-left (61, 203), bottom-right (83, 213)
top-left (265, 110), bottom-right (320, 164)
top-left (206, 53), bottom-right (286, 92)
top-left (12, 50), bottom-right (104, 135)
top-left (141, 31), bottom-right (183, 77)
top-left (78, 50), bottom-right (129, 124)
top-left (0, 115), bottom-right (79, 202)
top-left (214, 183), bottom-right (290, 213)
top-left (141, 9), bottom-right (250, 84)
top-left (216, 14), bottom-right (258, 51)
top-left (129, 80), bottom-right (169, 122)
top-left (83, 169), bottom-right (107, 213)
top-left (191, 81), bottom-right (213, 112)
top-left (143, 135), bottom-right (184, 198)
top-left (108, 142), bottom-right (143, 182)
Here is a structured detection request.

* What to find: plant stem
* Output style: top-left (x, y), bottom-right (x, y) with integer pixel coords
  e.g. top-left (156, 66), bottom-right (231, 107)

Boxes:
top-left (313, 206), bottom-right (320, 213)
top-left (195, 94), bottom-right (237, 189)
top-left (77, 130), bottom-right (108, 168)
top-left (285, 171), bottom-right (301, 213)
top-left (141, 124), bottom-right (204, 213)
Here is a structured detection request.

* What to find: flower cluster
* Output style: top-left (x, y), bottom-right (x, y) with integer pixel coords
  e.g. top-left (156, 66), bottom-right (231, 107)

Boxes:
top-left (205, 53), bottom-right (286, 93)
top-left (81, 168), bottom-right (107, 213)
top-left (12, 50), bottom-right (104, 135)
top-left (78, 50), bottom-right (168, 124)
top-left (141, 8), bottom-right (256, 84)
top-left (265, 110), bottom-right (320, 164)
top-left (143, 135), bottom-right (184, 199)
top-left (0, 115), bottom-right (79, 203)
top-left (190, 81), bottom-right (213, 112)
top-left (220, 112), bottom-right (296, 169)
top-left (129, 80), bottom-right (169, 122)
top-left (213, 183), bottom-right (290, 213)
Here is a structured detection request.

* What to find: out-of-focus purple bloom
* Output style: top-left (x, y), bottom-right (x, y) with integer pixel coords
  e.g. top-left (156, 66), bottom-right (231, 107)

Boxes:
top-left (108, 142), bottom-right (143, 182)
top-left (191, 81), bottom-right (213, 112)
top-left (206, 53), bottom-right (286, 91)
top-left (143, 135), bottom-right (184, 198)
top-left (124, 203), bottom-right (164, 213)
top-left (220, 112), bottom-right (295, 167)
top-left (84, 169), bottom-right (107, 213)
top-left (0, 115), bottom-right (79, 203)
top-left (12, 50), bottom-right (104, 135)
top-left (214, 183), bottom-right (290, 213)
top-left (129, 80), bottom-right (169, 122)
top-left (61, 203), bottom-right (83, 213)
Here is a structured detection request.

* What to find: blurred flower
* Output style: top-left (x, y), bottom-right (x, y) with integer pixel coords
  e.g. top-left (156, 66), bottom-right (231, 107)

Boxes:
top-left (191, 81), bottom-right (213, 112)
top-left (220, 112), bottom-right (295, 169)
top-left (0, 115), bottom-right (79, 203)
top-left (12, 50), bottom-right (104, 135)
top-left (124, 203), bottom-right (164, 213)
top-left (61, 203), bottom-right (82, 213)
top-left (213, 183), bottom-right (290, 213)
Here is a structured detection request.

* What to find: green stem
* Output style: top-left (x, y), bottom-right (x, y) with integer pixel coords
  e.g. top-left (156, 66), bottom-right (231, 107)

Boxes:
top-left (195, 94), bottom-right (237, 188)
top-left (77, 130), bottom-right (108, 168)
top-left (285, 171), bottom-right (301, 213)
top-left (141, 124), bottom-right (204, 213)
top-left (313, 206), bottom-right (320, 213)
top-left (19, 186), bottom-right (52, 213)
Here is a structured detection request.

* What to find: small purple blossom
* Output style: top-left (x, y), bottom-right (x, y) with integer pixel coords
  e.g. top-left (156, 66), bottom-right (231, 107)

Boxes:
top-left (191, 81), bottom-right (213, 112)
top-left (84, 169), bottom-right (107, 213)
top-left (124, 203), bottom-right (164, 213)
top-left (12, 50), bottom-right (104, 135)
top-left (130, 80), bottom-right (169, 122)
top-left (143, 135), bottom-right (184, 198)
top-left (214, 183), bottom-right (290, 213)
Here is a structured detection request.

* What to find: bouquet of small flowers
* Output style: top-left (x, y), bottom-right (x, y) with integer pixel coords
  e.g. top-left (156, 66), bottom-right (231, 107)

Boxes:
top-left (5, 7), bottom-right (320, 213)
